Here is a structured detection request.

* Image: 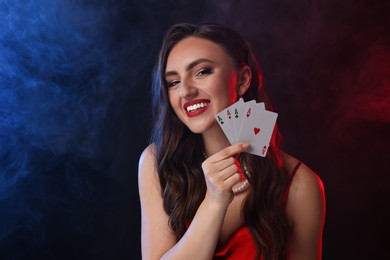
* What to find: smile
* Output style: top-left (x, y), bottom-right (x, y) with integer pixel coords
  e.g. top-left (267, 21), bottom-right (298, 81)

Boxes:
top-left (186, 102), bottom-right (209, 112)
top-left (183, 99), bottom-right (210, 117)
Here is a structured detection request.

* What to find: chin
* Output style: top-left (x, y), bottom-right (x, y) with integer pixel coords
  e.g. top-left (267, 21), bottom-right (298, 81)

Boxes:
top-left (187, 122), bottom-right (217, 135)
top-left (186, 126), bottom-right (205, 134)
top-left (185, 122), bottom-right (207, 134)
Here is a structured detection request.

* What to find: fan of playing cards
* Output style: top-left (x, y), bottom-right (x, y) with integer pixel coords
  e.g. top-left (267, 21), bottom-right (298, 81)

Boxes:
top-left (215, 98), bottom-right (278, 157)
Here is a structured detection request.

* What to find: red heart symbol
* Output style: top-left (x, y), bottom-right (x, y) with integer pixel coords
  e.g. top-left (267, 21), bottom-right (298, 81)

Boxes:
top-left (254, 127), bottom-right (260, 135)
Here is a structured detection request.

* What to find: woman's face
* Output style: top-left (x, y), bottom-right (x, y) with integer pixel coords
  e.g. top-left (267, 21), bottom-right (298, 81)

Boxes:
top-left (165, 36), bottom-right (241, 134)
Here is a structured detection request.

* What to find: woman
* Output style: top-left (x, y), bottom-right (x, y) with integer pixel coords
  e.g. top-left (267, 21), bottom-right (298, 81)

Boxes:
top-left (138, 23), bottom-right (326, 259)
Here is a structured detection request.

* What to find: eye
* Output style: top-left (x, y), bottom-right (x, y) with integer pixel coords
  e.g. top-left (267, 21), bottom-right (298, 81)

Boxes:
top-left (167, 79), bottom-right (180, 88)
top-left (195, 68), bottom-right (213, 77)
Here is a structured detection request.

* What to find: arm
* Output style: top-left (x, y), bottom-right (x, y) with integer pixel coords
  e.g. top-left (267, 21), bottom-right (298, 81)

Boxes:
top-left (138, 143), bottom-right (248, 260)
top-left (138, 144), bottom-right (176, 259)
top-left (285, 162), bottom-right (326, 260)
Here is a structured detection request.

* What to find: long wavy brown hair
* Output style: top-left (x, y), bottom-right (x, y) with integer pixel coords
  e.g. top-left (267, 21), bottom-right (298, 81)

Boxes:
top-left (150, 23), bottom-right (291, 259)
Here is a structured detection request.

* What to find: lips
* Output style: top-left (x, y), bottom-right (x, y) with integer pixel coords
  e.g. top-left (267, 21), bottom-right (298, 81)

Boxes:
top-left (183, 99), bottom-right (210, 117)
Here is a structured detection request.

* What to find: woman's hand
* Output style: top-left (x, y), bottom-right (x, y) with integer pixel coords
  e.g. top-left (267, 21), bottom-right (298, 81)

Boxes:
top-left (201, 143), bottom-right (249, 207)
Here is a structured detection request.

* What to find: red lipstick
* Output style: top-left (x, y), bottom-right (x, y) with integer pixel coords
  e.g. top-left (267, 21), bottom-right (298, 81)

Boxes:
top-left (183, 99), bottom-right (210, 117)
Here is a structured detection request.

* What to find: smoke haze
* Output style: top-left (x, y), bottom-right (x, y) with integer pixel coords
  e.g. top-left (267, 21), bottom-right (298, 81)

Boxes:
top-left (0, 0), bottom-right (388, 259)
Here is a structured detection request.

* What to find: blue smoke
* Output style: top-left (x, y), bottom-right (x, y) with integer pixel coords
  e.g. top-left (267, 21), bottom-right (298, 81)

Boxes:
top-left (0, 0), bottom-right (113, 161)
top-left (0, 0), bottom-right (385, 259)
top-left (0, 0), bottom-right (209, 257)
top-left (0, 0), bottom-right (136, 257)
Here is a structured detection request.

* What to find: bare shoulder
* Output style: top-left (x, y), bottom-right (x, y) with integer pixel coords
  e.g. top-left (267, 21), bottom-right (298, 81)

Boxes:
top-left (139, 144), bottom-right (157, 178)
top-left (282, 153), bottom-right (326, 258)
top-left (138, 143), bottom-right (161, 195)
top-left (282, 152), bottom-right (325, 227)
top-left (282, 152), bottom-right (325, 203)
top-left (282, 153), bottom-right (326, 236)
top-left (139, 144), bottom-right (156, 165)
top-left (139, 143), bottom-right (156, 167)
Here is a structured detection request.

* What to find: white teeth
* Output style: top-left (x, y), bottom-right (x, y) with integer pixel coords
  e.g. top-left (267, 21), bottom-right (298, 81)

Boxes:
top-left (186, 102), bottom-right (209, 112)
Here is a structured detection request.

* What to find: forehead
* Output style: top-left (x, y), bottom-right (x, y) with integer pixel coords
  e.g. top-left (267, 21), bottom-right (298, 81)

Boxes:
top-left (166, 36), bottom-right (233, 71)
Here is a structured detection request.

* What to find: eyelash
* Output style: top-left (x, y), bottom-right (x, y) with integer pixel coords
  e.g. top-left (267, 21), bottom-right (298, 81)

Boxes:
top-left (196, 68), bottom-right (213, 77)
top-left (166, 67), bottom-right (213, 88)
top-left (167, 80), bottom-right (180, 88)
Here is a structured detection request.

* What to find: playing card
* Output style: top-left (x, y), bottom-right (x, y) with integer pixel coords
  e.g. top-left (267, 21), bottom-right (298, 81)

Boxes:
top-left (234, 101), bottom-right (264, 143)
top-left (230, 98), bottom-right (246, 142)
top-left (237, 105), bottom-right (277, 157)
top-left (216, 99), bottom-right (275, 156)
top-left (215, 106), bottom-right (235, 144)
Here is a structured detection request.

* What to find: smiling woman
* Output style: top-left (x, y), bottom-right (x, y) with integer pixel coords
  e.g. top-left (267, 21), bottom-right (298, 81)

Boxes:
top-left (138, 23), bottom-right (325, 260)
top-left (165, 37), bottom-right (242, 134)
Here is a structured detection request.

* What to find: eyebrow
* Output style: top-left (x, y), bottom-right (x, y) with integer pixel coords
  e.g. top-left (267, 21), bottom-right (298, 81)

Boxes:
top-left (165, 58), bottom-right (215, 77)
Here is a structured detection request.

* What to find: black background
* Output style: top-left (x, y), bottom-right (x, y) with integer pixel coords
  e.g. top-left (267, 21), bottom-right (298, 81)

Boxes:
top-left (0, 0), bottom-right (388, 259)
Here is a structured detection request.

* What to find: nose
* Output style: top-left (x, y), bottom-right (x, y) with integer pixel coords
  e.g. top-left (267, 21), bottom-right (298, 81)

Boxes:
top-left (179, 79), bottom-right (197, 98)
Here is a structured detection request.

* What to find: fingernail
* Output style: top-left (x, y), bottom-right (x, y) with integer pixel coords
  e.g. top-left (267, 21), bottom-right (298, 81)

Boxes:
top-left (242, 143), bottom-right (249, 149)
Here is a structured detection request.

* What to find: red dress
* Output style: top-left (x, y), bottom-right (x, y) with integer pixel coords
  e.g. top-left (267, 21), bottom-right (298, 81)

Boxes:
top-left (213, 161), bottom-right (302, 259)
top-left (213, 225), bottom-right (258, 259)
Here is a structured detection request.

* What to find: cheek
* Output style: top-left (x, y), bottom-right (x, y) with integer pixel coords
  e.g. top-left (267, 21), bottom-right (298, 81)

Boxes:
top-left (167, 91), bottom-right (175, 105)
top-left (168, 90), bottom-right (181, 112)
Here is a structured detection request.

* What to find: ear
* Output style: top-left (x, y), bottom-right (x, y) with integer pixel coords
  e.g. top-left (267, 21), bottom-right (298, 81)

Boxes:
top-left (237, 65), bottom-right (252, 97)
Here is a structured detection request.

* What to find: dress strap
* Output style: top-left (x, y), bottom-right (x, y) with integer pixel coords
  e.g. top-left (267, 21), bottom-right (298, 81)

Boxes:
top-left (281, 161), bottom-right (302, 206)
top-left (290, 160), bottom-right (302, 182)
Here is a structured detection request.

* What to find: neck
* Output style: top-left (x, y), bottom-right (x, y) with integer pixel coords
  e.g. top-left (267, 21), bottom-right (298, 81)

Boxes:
top-left (202, 123), bottom-right (231, 156)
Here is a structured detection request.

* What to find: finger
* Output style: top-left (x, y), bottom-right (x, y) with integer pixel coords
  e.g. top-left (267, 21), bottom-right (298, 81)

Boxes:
top-left (210, 157), bottom-right (235, 172)
top-left (202, 156), bottom-right (233, 176)
top-left (223, 172), bottom-right (242, 190)
top-left (212, 164), bottom-right (239, 182)
top-left (208, 143), bottom-right (249, 162)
